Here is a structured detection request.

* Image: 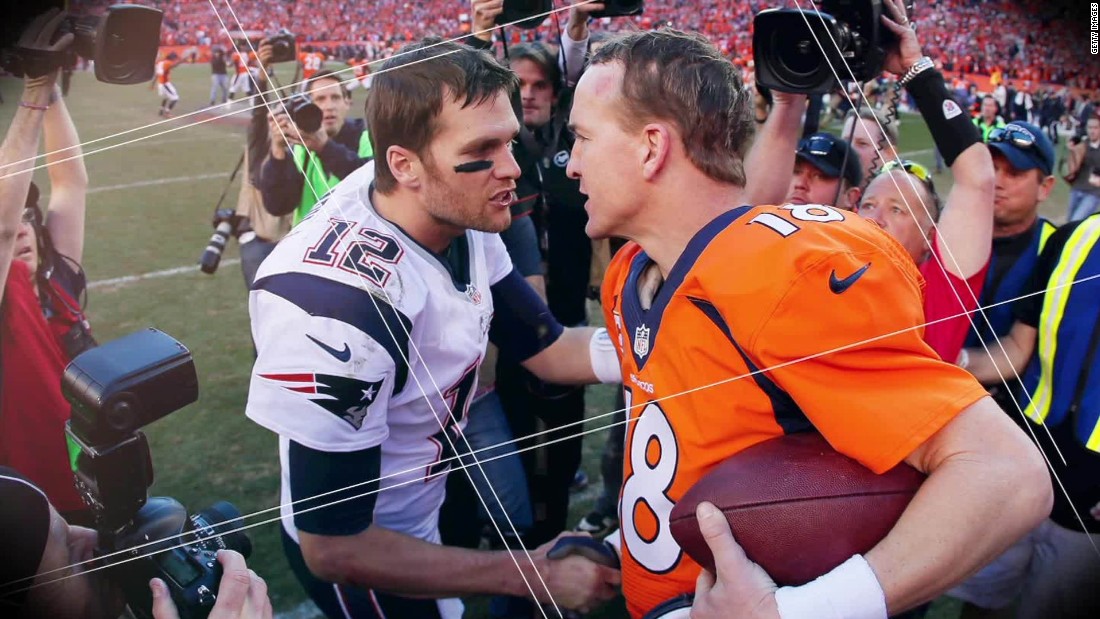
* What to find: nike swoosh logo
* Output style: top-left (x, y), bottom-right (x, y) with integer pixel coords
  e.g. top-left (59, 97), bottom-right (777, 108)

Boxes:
top-left (306, 334), bottom-right (351, 362)
top-left (829, 263), bottom-right (872, 294)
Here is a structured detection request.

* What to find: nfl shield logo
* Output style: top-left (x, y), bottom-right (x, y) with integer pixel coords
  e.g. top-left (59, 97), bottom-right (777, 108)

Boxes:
top-left (634, 325), bottom-right (651, 357)
top-left (465, 284), bottom-right (483, 305)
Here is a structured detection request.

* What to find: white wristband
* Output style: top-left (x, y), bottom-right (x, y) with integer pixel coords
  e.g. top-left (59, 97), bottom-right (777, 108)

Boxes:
top-left (775, 555), bottom-right (887, 619)
top-left (589, 328), bottom-right (622, 384)
top-left (957, 348), bottom-right (970, 369)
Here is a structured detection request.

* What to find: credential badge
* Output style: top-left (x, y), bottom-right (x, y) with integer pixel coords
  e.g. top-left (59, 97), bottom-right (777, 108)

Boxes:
top-left (634, 324), bottom-right (651, 358)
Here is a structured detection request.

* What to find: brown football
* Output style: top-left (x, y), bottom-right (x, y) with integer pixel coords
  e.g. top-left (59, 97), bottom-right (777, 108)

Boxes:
top-left (668, 432), bottom-right (925, 586)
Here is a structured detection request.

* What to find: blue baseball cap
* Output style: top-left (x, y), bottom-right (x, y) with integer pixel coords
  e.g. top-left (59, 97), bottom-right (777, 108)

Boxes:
top-left (795, 132), bottom-right (864, 188)
top-left (987, 122), bottom-right (1054, 176)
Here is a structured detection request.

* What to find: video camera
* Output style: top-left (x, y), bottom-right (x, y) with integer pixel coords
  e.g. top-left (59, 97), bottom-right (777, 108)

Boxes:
top-left (0, 4), bottom-right (163, 85)
top-left (63, 328), bottom-right (251, 619)
top-left (500, 0), bottom-right (643, 29)
top-left (753, 0), bottom-right (912, 94)
top-left (265, 28), bottom-right (298, 64)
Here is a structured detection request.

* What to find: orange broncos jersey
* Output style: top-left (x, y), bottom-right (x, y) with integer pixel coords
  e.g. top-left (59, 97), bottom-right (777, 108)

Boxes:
top-left (601, 204), bottom-right (989, 618)
top-left (155, 59), bottom-right (175, 84)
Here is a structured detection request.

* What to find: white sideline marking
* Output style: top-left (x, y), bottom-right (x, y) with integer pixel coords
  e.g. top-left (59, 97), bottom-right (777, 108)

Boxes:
top-left (89, 259), bottom-right (240, 289)
top-left (87, 172), bottom-right (231, 194)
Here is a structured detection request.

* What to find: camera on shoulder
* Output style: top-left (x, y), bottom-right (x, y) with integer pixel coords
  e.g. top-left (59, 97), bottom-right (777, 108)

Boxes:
top-left (0, 4), bottom-right (163, 84)
top-left (63, 328), bottom-right (251, 619)
top-left (753, 0), bottom-right (912, 94)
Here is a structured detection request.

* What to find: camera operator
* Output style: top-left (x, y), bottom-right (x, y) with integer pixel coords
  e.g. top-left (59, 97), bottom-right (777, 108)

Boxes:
top-left (258, 70), bottom-right (373, 227)
top-left (784, 132), bottom-right (864, 210)
top-left (0, 8), bottom-right (96, 525)
top-left (0, 466), bottom-right (272, 619)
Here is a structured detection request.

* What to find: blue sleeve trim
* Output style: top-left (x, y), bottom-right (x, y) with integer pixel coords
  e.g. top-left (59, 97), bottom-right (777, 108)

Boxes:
top-left (489, 268), bottom-right (564, 364)
top-left (253, 272), bottom-right (412, 393)
top-left (288, 441), bottom-right (380, 536)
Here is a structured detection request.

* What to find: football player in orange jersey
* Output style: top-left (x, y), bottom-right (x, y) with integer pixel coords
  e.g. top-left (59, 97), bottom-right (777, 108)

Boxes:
top-left (565, 17), bottom-right (1051, 619)
top-left (154, 52), bottom-right (179, 117)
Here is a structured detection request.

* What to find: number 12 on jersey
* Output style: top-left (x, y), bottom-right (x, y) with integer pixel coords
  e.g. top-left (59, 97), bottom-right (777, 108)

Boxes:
top-left (620, 388), bottom-right (683, 573)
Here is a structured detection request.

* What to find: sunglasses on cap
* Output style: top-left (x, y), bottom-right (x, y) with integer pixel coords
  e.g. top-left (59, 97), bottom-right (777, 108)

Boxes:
top-left (801, 134), bottom-right (838, 156)
top-left (988, 126), bottom-right (1036, 149)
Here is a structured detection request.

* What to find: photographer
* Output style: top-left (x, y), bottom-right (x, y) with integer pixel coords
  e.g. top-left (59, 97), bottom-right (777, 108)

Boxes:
top-left (236, 40), bottom-right (291, 288)
top-left (258, 70), bottom-right (373, 227)
top-left (0, 8), bottom-right (96, 524)
top-left (0, 466), bottom-right (272, 619)
top-left (1065, 114), bottom-right (1100, 222)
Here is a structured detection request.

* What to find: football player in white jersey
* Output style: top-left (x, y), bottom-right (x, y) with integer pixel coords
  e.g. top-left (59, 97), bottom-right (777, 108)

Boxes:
top-left (246, 38), bottom-right (622, 618)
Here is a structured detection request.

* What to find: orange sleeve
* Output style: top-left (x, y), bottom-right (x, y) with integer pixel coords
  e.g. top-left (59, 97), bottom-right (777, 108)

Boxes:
top-left (745, 246), bottom-right (989, 474)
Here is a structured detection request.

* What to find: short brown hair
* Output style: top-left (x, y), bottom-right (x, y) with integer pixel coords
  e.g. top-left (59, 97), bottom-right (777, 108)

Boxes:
top-left (589, 30), bottom-right (754, 186)
top-left (367, 38), bottom-right (518, 193)
top-left (306, 70), bottom-right (351, 99)
top-left (846, 109), bottom-right (899, 146)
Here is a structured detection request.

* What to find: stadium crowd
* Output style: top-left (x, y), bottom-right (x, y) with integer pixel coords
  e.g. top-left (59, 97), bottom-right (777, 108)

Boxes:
top-left (2, 1), bottom-right (1099, 619)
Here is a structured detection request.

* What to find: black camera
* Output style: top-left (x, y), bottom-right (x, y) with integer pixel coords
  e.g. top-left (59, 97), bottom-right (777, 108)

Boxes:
top-left (63, 328), bottom-right (252, 619)
top-left (753, 0), bottom-right (910, 94)
top-left (265, 28), bottom-right (297, 64)
top-left (499, 0), bottom-right (643, 29)
top-left (286, 91), bottom-right (324, 135)
top-left (199, 208), bottom-right (241, 275)
top-left (0, 4), bottom-right (163, 85)
top-left (591, 0), bottom-right (645, 19)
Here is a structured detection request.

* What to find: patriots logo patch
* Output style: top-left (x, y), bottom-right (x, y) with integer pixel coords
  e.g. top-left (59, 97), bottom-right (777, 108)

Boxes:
top-left (261, 373), bottom-right (384, 430)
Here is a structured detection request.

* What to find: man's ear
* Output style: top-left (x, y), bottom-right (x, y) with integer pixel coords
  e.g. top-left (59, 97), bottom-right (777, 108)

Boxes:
top-left (387, 145), bottom-right (422, 190)
top-left (1036, 173), bottom-right (1056, 203)
top-left (842, 185), bottom-right (863, 211)
top-left (640, 122), bottom-right (673, 181)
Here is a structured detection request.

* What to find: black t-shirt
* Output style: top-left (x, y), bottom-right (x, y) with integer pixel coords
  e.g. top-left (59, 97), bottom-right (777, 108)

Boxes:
top-left (1012, 218), bottom-right (1100, 530)
top-left (536, 90), bottom-right (591, 327)
top-left (984, 222), bottom-right (1044, 412)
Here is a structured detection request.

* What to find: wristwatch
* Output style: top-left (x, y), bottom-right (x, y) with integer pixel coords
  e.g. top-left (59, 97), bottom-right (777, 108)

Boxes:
top-left (898, 56), bottom-right (934, 87)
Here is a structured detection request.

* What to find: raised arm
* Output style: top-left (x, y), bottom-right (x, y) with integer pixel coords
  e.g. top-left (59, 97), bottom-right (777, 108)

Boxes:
top-left (880, 0), bottom-right (992, 279)
top-left (743, 92), bottom-right (807, 206)
top-left (0, 10), bottom-right (74, 296)
top-left (41, 90), bottom-right (89, 265)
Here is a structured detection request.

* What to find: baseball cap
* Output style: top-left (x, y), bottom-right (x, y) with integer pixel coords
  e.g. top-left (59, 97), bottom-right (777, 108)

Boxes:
top-left (987, 122), bottom-right (1054, 176)
top-left (795, 133), bottom-right (863, 188)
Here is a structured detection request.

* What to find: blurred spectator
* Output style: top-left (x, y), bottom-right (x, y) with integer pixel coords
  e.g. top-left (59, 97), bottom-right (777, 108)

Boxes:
top-left (209, 47), bottom-right (229, 105)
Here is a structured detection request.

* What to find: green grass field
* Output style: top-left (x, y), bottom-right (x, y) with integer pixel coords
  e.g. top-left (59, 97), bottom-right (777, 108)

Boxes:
top-left (0, 63), bottom-right (1073, 618)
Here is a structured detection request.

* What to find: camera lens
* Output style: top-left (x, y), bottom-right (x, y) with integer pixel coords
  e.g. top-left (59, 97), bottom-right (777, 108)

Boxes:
top-left (773, 33), bottom-right (820, 78)
top-left (191, 501), bottom-right (252, 559)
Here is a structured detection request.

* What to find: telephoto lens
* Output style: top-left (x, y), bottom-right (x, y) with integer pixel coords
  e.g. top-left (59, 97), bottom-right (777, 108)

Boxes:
top-left (199, 211), bottom-right (236, 274)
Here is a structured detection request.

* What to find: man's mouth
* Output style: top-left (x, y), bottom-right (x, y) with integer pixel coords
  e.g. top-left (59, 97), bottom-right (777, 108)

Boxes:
top-left (490, 190), bottom-right (515, 208)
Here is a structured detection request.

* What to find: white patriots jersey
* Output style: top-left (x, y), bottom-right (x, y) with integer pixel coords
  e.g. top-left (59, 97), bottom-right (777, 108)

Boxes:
top-left (246, 162), bottom-right (513, 550)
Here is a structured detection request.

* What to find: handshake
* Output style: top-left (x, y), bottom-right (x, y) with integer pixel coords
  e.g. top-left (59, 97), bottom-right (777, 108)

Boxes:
top-left (536, 532), bottom-right (622, 615)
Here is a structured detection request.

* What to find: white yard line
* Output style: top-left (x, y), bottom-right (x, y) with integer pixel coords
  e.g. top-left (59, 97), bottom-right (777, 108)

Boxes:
top-left (89, 259), bottom-right (240, 289)
top-left (87, 172), bottom-right (231, 194)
